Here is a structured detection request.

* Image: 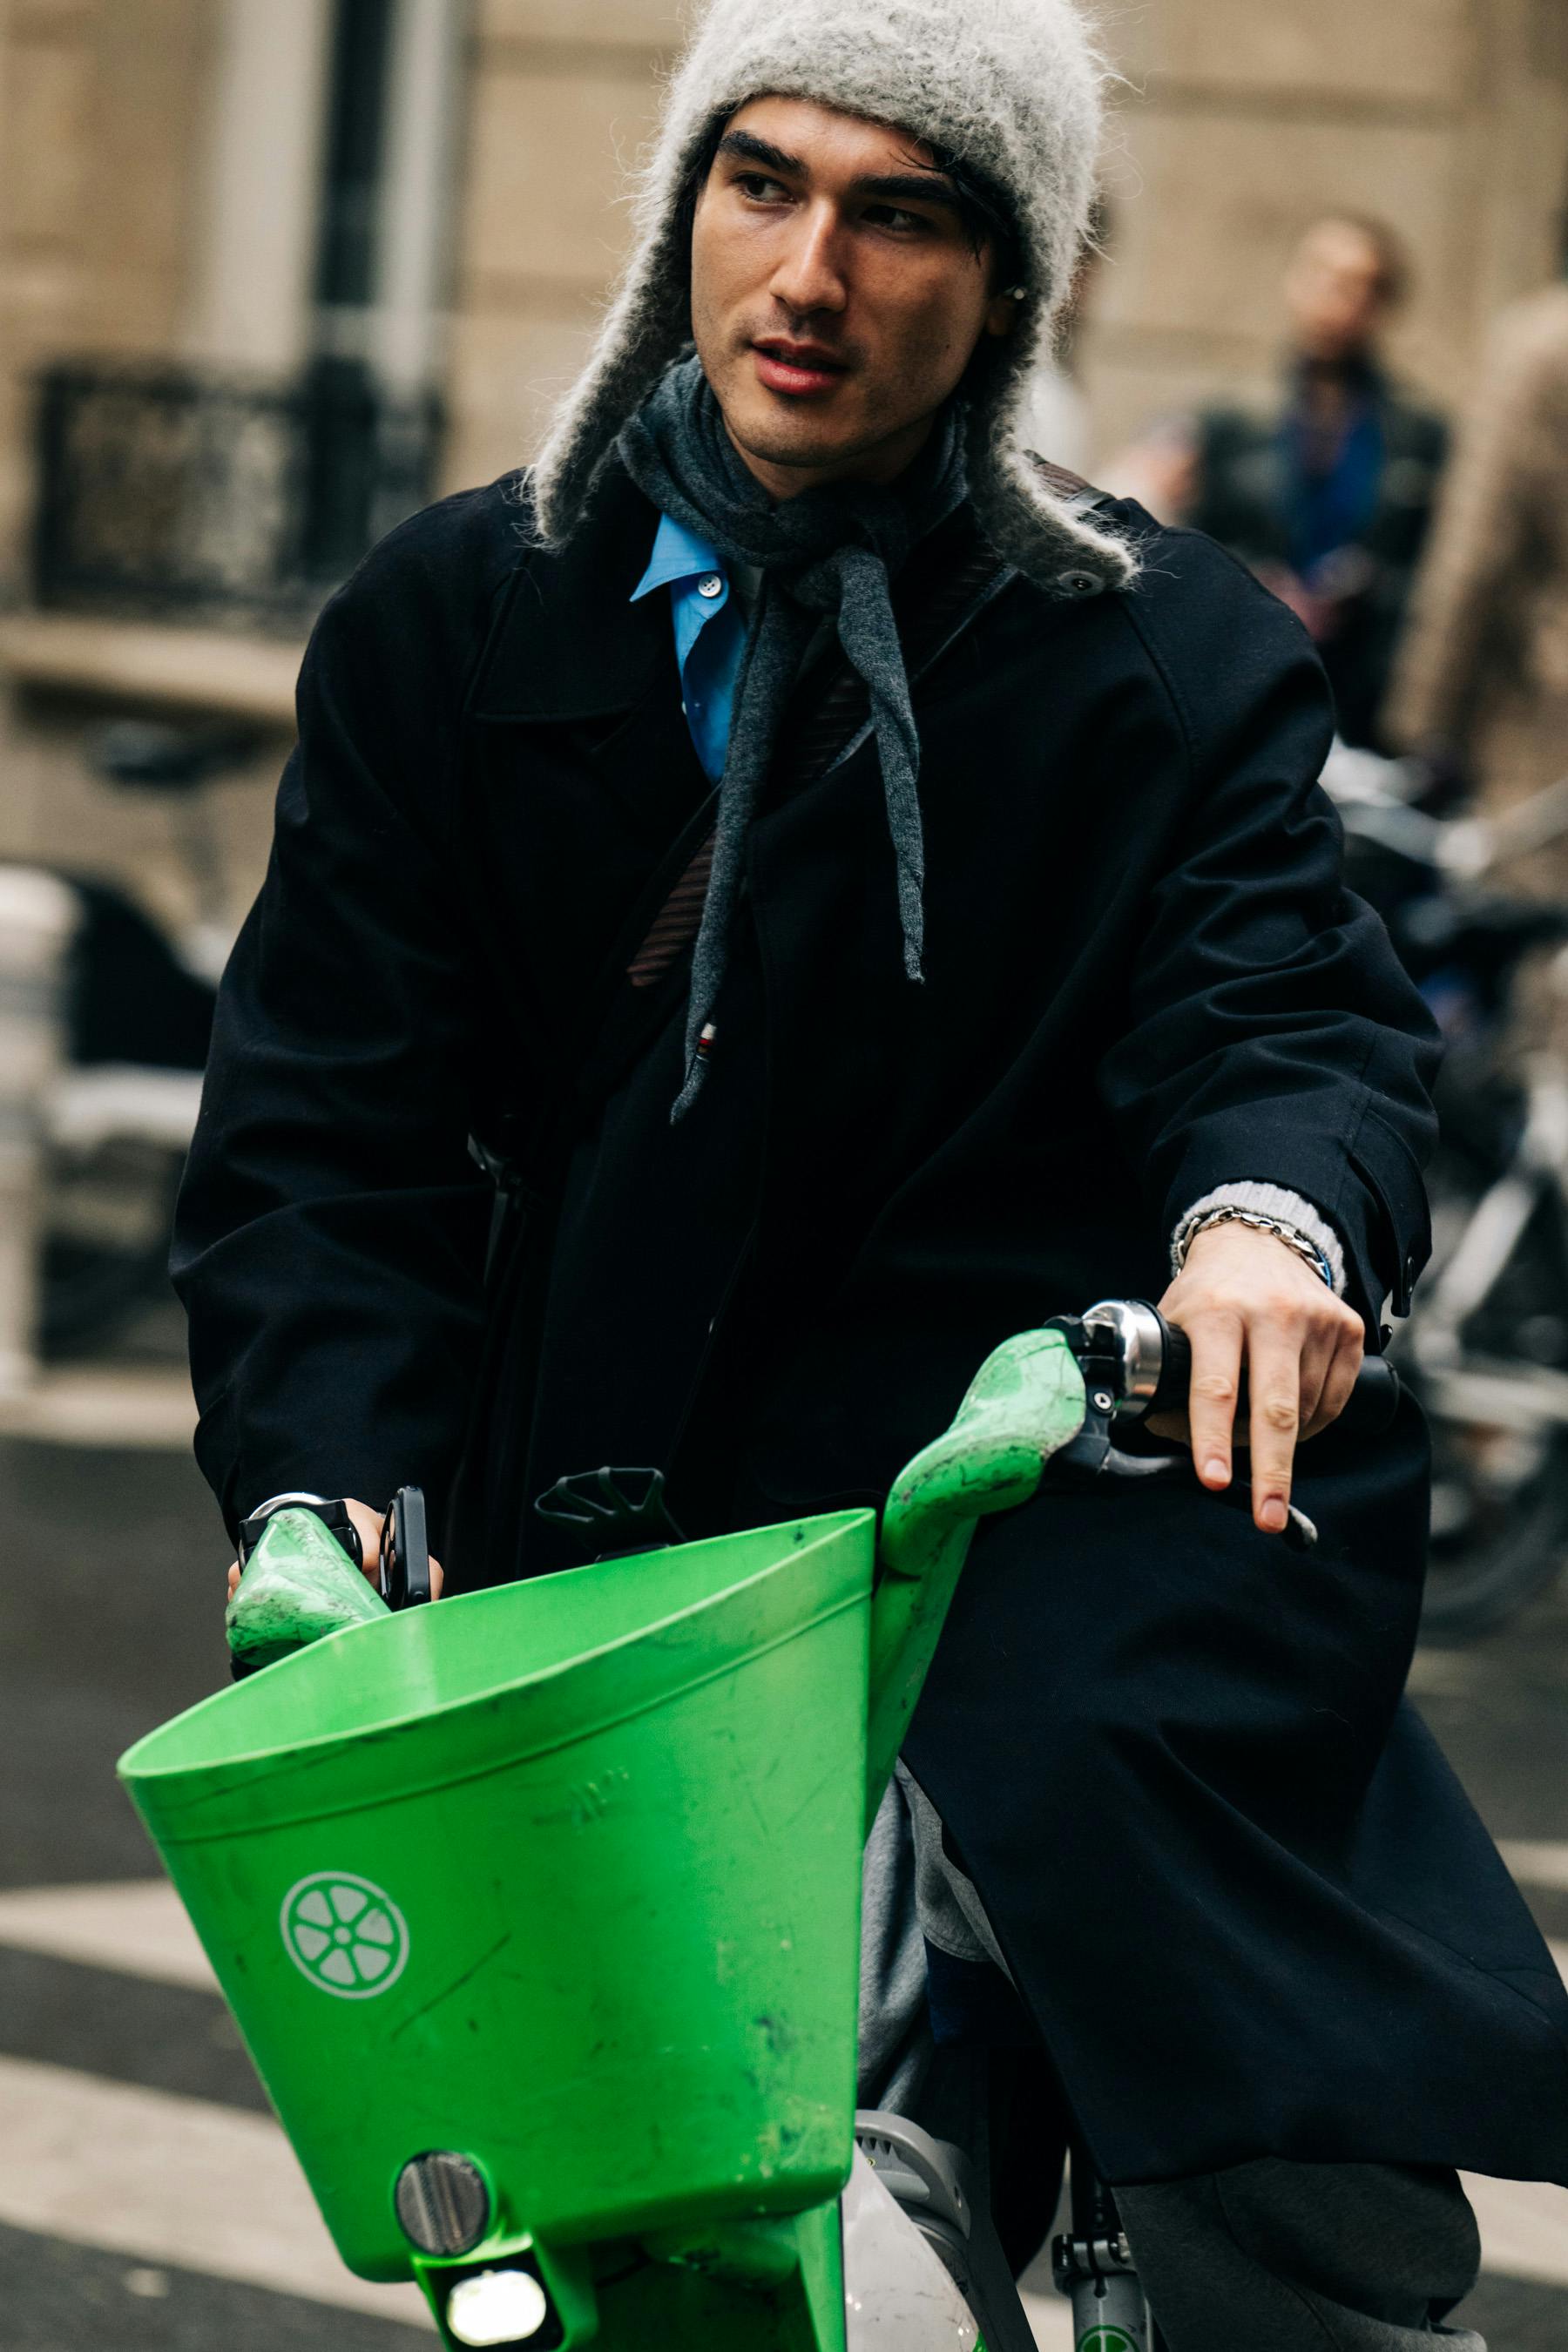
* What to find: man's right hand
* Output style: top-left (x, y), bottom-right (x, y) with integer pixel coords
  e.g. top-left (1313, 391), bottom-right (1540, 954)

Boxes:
top-left (226, 1499), bottom-right (444, 1603)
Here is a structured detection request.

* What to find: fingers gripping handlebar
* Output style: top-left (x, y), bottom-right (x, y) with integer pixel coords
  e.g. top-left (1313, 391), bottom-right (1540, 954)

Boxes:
top-left (1085, 1297), bottom-right (1402, 1440)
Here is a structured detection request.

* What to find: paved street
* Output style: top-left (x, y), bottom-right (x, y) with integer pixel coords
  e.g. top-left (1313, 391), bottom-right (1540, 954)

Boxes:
top-left (1, 1430), bottom-right (1565, 2349)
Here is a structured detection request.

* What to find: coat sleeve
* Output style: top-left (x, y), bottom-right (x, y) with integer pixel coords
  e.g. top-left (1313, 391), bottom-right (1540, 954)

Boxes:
top-left (171, 497), bottom-right (515, 1538)
top-left (1096, 537), bottom-right (1442, 1333)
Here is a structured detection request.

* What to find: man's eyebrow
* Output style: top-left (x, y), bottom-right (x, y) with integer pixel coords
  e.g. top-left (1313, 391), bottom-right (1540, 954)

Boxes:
top-left (848, 172), bottom-right (962, 213)
top-left (715, 130), bottom-right (808, 177)
top-left (713, 136), bottom-right (962, 215)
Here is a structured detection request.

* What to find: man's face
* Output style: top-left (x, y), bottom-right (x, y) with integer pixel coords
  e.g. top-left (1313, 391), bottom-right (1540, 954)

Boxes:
top-left (690, 96), bottom-right (1017, 496)
top-left (1285, 220), bottom-right (1392, 365)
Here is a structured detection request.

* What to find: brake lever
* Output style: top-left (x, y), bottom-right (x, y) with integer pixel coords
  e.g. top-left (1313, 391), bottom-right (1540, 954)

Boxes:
top-left (381, 1485), bottom-right (433, 1609)
top-left (1042, 1413), bottom-right (1188, 1486)
top-left (1217, 1484), bottom-right (1320, 1553)
top-left (1041, 1402), bottom-right (1319, 1549)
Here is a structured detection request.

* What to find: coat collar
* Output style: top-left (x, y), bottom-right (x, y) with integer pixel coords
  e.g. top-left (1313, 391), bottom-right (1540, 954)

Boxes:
top-left (469, 462), bottom-right (669, 724)
top-left (467, 456), bottom-right (1019, 728)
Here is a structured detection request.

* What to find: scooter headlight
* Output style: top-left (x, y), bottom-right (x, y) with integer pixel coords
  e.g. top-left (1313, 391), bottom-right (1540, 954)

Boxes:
top-left (444, 2267), bottom-right (552, 2347)
top-left (395, 2152), bottom-right (490, 2257)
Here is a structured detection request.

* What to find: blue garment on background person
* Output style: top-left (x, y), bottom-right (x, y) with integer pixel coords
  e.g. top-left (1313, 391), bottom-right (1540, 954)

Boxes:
top-left (1283, 384), bottom-right (1385, 585)
top-left (632, 511), bottom-right (749, 782)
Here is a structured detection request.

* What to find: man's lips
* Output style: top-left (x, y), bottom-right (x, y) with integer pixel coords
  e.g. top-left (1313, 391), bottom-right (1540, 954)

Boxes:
top-left (752, 341), bottom-right (850, 395)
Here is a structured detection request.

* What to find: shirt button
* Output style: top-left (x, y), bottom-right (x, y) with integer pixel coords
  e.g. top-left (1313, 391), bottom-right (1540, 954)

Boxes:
top-left (698, 575), bottom-right (725, 600)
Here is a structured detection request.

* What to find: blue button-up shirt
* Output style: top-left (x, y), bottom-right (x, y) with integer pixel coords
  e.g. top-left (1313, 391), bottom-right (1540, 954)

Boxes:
top-left (631, 512), bottom-right (748, 783)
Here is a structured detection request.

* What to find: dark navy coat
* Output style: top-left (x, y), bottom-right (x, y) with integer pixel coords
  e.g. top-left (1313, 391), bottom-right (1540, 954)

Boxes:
top-left (172, 462), bottom-right (1568, 2189)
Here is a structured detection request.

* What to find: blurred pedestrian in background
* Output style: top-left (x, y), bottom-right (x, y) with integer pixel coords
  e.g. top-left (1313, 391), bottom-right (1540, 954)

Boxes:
top-left (1388, 247), bottom-right (1568, 883)
top-left (1183, 215), bottom-right (1448, 751)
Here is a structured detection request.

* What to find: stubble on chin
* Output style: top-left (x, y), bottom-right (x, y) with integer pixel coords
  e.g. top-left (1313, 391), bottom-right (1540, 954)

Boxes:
top-left (715, 368), bottom-right (868, 465)
top-left (729, 408), bottom-right (841, 470)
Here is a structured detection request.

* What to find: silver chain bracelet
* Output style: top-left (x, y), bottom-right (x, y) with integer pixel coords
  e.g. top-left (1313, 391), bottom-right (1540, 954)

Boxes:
top-left (1173, 1206), bottom-right (1335, 1289)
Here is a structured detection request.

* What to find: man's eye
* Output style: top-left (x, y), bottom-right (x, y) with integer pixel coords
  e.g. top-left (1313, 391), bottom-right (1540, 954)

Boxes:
top-left (863, 205), bottom-right (933, 235)
top-left (737, 173), bottom-right (790, 204)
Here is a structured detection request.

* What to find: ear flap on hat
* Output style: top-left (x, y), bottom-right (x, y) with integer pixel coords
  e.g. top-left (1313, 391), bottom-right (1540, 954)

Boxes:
top-left (959, 275), bottom-right (1139, 598)
top-left (530, 233), bottom-right (694, 547)
top-left (530, 89), bottom-right (731, 549)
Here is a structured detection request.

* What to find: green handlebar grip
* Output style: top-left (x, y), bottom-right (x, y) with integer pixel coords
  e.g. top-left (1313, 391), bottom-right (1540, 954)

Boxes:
top-left (866, 1328), bottom-right (1088, 1825)
top-left (226, 1508), bottom-right (389, 1674)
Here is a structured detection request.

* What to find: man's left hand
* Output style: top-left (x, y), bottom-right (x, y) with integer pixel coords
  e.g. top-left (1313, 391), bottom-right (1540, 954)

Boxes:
top-left (226, 1499), bottom-right (445, 1605)
top-left (1152, 1221), bottom-right (1366, 1535)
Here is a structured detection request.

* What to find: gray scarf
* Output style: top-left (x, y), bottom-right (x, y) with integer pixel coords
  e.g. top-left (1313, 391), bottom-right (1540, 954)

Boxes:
top-left (617, 355), bottom-right (969, 1119)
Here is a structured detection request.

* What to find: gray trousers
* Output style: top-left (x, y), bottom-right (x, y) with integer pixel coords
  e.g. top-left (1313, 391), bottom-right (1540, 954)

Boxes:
top-left (862, 1773), bottom-right (1486, 2351)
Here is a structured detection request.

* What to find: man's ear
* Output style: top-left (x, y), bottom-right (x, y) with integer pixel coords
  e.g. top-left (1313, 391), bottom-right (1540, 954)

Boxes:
top-left (983, 289), bottom-right (1024, 342)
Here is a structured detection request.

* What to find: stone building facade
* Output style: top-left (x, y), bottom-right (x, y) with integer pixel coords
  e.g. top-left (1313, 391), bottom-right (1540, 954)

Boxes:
top-left (0, 0), bottom-right (1565, 912)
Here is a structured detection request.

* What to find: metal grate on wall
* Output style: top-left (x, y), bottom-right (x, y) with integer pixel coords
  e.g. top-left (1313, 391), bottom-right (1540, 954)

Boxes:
top-left (31, 359), bottom-right (442, 634)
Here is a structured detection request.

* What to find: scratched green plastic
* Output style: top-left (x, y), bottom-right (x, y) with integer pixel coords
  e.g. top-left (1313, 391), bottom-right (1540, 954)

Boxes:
top-left (118, 1329), bottom-right (1086, 2349)
top-left (224, 1507), bottom-right (388, 1671)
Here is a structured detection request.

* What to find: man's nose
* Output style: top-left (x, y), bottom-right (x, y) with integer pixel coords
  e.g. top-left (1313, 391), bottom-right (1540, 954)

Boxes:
top-left (769, 204), bottom-right (848, 318)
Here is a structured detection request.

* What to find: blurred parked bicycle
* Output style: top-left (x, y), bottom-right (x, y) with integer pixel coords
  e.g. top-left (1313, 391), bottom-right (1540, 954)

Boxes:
top-left (1326, 745), bottom-right (1568, 1636)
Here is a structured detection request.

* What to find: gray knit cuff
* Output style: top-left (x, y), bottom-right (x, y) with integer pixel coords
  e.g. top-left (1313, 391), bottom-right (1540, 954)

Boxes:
top-left (1171, 1183), bottom-right (1348, 1297)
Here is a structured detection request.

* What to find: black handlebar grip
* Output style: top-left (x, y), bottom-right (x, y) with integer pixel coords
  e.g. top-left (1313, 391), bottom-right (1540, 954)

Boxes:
top-left (1336, 1355), bottom-right (1402, 1439)
top-left (1149, 1316), bottom-right (1401, 1438)
top-left (382, 1485), bottom-right (432, 1610)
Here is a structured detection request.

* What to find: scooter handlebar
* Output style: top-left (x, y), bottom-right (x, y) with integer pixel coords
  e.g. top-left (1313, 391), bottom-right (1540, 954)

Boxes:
top-left (1146, 1312), bottom-right (1401, 1440)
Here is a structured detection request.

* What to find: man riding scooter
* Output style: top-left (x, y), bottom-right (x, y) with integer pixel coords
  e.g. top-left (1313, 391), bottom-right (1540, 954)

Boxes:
top-left (172, 1), bottom-right (1568, 2342)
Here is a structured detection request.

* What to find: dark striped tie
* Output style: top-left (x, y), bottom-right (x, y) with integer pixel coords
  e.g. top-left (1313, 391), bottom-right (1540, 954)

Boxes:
top-left (627, 835), bottom-right (718, 990)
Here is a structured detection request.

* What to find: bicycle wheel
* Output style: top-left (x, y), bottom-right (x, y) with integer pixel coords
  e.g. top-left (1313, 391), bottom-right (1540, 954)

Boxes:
top-left (1410, 1127), bottom-right (1568, 1639)
top-left (1418, 1397), bottom-right (1568, 1638)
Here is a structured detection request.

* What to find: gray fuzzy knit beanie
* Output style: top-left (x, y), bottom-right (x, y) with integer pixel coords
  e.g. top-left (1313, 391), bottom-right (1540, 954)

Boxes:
top-left (531, 0), bottom-right (1136, 597)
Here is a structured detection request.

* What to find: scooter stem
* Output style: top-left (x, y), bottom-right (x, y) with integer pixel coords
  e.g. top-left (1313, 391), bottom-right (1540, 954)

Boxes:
top-left (866, 1328), bottom-right (1088, 1828)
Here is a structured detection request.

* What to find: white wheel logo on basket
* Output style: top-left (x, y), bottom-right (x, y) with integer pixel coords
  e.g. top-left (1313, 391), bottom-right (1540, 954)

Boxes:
top-left (281, 1872), bottom-right (409, 1998)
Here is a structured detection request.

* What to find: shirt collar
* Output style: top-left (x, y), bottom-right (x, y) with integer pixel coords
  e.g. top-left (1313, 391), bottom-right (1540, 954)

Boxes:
top-left (631, 510), bottom-right (726, 603)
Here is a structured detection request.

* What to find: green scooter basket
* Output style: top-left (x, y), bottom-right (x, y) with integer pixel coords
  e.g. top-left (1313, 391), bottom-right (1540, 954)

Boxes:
top-left (118, 1329), bottom-right (1088, 2350)
top-left (122, 1512), bottom-right (874, 2247)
